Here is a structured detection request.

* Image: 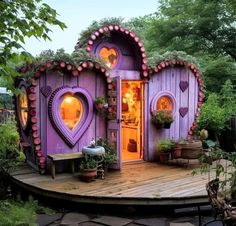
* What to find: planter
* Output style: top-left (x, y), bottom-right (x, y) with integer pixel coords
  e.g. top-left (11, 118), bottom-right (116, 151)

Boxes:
top-left (172, 147), bottom-right (181, 159)
top-left (164, 123), bottom-right (171, 129)
top-left (159, 152), bottom-right (170, 163)
top-left (181, 148), bottom-right (202, 159)
top-left (80, 168), bottom-right (97, 182)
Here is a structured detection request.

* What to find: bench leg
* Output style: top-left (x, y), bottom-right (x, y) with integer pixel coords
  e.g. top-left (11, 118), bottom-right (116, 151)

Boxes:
top-left (51, 161), bottom-right (55, 179)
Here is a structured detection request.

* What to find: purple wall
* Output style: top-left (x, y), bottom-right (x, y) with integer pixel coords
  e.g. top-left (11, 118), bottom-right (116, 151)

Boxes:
top-left (32, 69), bottom-right (106, 171)
top-left (147, 66), bottom-right (199, 161)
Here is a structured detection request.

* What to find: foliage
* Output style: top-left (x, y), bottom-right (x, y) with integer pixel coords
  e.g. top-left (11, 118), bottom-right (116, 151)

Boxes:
top-left (124, 15), bottom-right (155, 47)
top-left (202, 56), bottom-right (236, 93)
top-left (0, 0), bottom-right (66, 92)
top-left (193, 148), bottom-right (236, 198)
top-left (0, 197), bottom-right (55, 226)
top-left (94, 96), bottom-right (106, 105)
top-left (196, 93), bottom-right (227, 138)
top-left (20, 48), bottom-right (110, 78)
top-left (220, 79), bottom-right (236, 118)
top-left (145, 0), bottom-right (236, 60)
top-left (96, 138), bottom-right (117, 166)
top-left (78, 17), bottom-right (124, 48)
top-left (80, 154), bottom-right (97, 170)
top-left (0, 117), bottom-right (21, 171)
top-left (151, 110), bottom-right (174, 125)
top-left (148, 50), bottom-right (201, 71)
top-left (156, 139), bottom-right (174, 153)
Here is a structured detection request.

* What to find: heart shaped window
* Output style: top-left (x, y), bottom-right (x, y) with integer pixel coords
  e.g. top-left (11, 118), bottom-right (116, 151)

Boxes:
top-left (49, 87), bottom-right (93, 147)
top-left (99, 47), bottom-right (118, 69)
top-left (60, 95), bottom-right (83, 130)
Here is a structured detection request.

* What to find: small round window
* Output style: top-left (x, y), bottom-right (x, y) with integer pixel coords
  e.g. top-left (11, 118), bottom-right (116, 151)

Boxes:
top-left (99, 47), bottom-right (118, 69)
top-left (18, 86), bottom-right (29, 129)
top-left (156, 96), bottom-right (173, 111)
top-left (60, 94), bottom-right (83, 130)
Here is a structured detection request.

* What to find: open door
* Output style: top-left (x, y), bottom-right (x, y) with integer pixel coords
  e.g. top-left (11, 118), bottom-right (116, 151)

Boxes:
top-left (107, 76), bottom-right (122, 169)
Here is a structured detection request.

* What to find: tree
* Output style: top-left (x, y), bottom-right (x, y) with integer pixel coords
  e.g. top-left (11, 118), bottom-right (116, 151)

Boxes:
top-left (0, 0), bottom-right (66, 89)
top-left (146, 0), bottom-right (236, 60)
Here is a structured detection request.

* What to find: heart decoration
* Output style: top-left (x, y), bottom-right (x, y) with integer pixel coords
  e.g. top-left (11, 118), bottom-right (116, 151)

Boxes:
top-left (48, 86), bottom-right (93, 147)
top-left (179, 107), bottom-right (188, 118)
top-left (99, 47), bottom-right (118, 68)
top-left (179, 81), bottom-right (189, 92)
top-left (40, 86), bottom-right (52, 97)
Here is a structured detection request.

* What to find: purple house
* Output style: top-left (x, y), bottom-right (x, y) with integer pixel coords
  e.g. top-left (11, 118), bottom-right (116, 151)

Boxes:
top-left (15, 24), bottom-right (203, 174)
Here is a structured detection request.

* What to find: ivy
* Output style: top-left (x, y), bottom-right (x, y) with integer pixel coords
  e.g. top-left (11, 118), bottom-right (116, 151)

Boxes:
top-left (21, 48), bottom-right (110, 78)
top-left (148, 50), bottom-right (202, 72)
top-left (78, 17), bottom-right (125, 48)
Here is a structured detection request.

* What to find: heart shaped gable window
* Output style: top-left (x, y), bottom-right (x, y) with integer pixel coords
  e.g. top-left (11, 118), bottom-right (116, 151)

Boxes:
top-left (99, 47), bottom-right (118, 69)
top-left (49, 87), bottom-right (93, 147)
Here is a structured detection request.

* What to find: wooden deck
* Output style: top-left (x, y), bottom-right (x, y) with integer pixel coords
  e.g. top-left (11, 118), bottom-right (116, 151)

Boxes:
top-left (10, 161), bottom-right (215, 206)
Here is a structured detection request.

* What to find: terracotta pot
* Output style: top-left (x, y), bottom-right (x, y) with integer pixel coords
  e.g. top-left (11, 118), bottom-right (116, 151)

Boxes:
top-left (172, 148), bottom-right (181, 159)
top-left (159, 152), bottom-right (170, 162)
top-left (81, 168), bottom-right (97, 182)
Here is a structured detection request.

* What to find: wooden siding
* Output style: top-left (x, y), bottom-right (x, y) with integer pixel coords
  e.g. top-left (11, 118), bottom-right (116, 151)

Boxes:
top-left (35, 70), bottom-right (107, 169)
top-left (148, 67), bottom-right (199, 161)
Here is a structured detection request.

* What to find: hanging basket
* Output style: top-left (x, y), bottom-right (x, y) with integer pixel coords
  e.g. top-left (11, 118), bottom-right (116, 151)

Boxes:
top-left (164, 123), bottom-right (171, 129)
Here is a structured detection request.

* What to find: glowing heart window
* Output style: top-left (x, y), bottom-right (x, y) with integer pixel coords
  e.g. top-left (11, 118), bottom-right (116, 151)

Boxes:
top-left (99, 47), bottom-right (118, 69)
top-left (60, 95), bottom-right (83, 130)
top-left (49, 87), bottom-right (93, 147)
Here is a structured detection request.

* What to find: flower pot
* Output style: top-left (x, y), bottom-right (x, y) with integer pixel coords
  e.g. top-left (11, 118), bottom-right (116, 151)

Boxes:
top-left (80, 168), bottom-right (97, 182)
top-left (181, 148), bottom-right (202, 159)
top-left (164, 123), bottom-right (171, 129)
top-left (172, 147), bottom-right (182, 159)
top-left (159, 152), bottom-right (170, 163)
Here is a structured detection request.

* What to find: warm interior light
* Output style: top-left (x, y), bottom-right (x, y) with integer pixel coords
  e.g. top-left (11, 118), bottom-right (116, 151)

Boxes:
top-left (60, 94), bottom-right (83, 130)
top-left (156, 96), bottom-right (173, 111)
top-left (64, 96), bottom-right (73, 103)
top-left (99, 47), bottom-right (118, 68)
top-left (19, 88), bottom-right (28, 128)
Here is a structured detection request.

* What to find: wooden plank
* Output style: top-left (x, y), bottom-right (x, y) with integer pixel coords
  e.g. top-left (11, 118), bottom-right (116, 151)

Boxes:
top-left (47, 152), bottom-right (84, 161)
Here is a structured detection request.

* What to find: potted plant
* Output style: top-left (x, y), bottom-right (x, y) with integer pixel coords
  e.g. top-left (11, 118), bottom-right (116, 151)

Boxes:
top-left (94, 96), bottom-right (106, 111)
top-left (96, 137), bottom-right (117, 172)
top-left (151, 110), bottom-right (174, 129)
top-left (156, 139), bottom-right (174, 162)
top-left (172, 142), bottom-right (182, 159)
top-left (163, 110), bottom-right (174, 129)
top-left (80, 154), bottom-right (97, 182)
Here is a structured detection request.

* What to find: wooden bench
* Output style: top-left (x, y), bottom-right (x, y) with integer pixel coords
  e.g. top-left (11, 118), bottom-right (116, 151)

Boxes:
top-left (47, 152), bottom-right (84, 179)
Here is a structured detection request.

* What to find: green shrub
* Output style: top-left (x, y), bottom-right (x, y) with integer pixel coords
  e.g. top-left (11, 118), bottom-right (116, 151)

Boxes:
top-left (0, 197), bottom-right (55, 226)
top-left (0, 199), bottom-right (37, 226)
top-left (0, 117), bottom-right (21, 170)
top-left (196, 93), bottom-right (226, 138)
